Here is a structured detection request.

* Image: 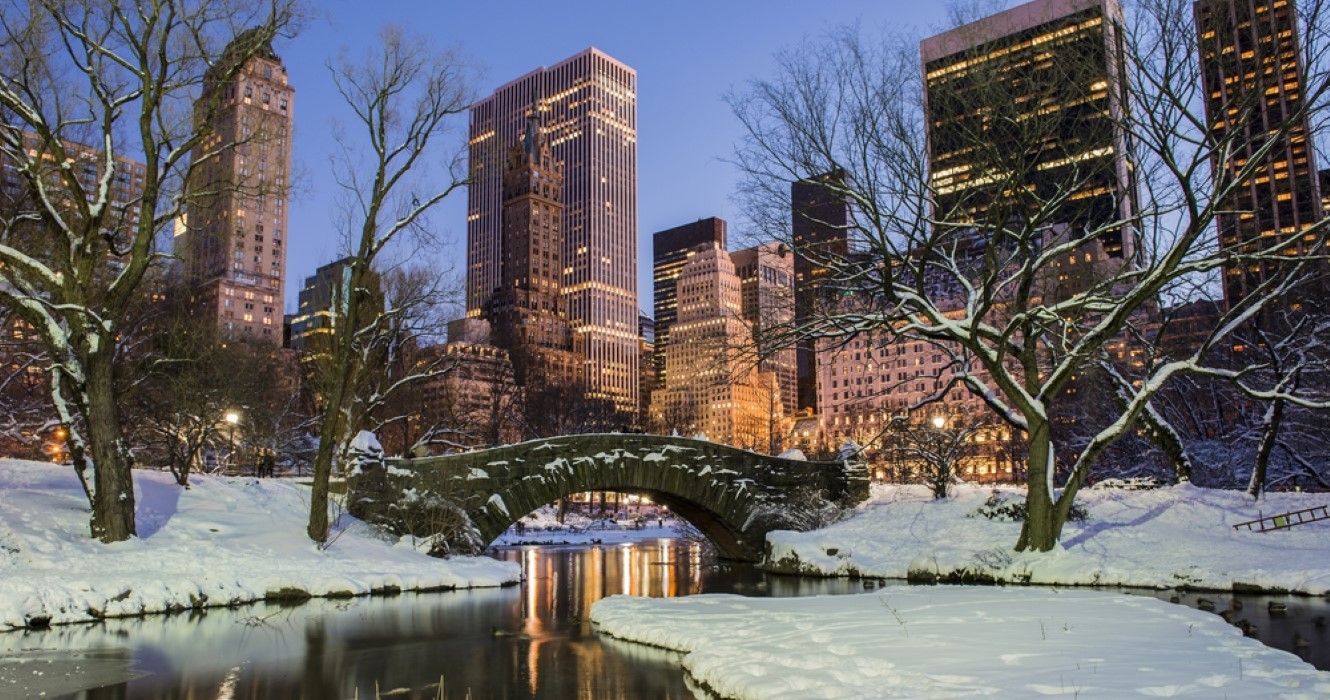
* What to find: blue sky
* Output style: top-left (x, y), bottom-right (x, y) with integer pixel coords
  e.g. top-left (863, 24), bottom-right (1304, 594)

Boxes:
top-left (279, 1), bottom-right (971, 314)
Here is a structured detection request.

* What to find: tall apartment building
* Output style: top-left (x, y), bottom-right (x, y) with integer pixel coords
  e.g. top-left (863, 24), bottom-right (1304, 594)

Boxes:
top-left (287, 257), bottom-right (353, 352)
top-left (653, 244), bottom-right (781, 449)
top-left (1195, 0), bottom-right (1324, 307)
top-left (790, 173), bottom-right (850, 413)
top-left (922, 0), bottom-right (1137, 260)
top-left (176, 30), bottom-right (293, 345)
top-left (467, 48), bottom-right (639, 413)
top-left (488, 115), bottom-right (580, 387)
top-left (651, 217), bottom-right (727, 386)
top-left (731, 243), bottom-right (797, 416)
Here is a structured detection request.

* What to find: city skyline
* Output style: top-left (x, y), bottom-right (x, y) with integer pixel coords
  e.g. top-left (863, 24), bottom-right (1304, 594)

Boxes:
top-left (275, 1), bottom-right (973, 316)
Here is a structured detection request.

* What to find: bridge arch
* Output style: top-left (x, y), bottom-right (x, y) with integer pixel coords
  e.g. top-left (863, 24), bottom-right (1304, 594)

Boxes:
top-left (346, 434), bottom-right (868, 562)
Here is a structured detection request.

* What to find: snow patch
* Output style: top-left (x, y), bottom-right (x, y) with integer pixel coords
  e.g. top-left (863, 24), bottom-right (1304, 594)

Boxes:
top-left (0, 459), bottom-right (519, 630)
top-left (591, 588), bottom-right (1330, 698)
top-left (766, 483), bottom-right (1330, 593)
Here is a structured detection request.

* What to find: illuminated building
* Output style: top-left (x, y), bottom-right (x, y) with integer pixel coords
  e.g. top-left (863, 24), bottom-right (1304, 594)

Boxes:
top-left (731, 242), bottom-right (798, 416)
top-left (651, 217), bottom-right (727, 387)
top-left (791, 172), bottom-right (849, 413)
top-left (468, 48), bottom-right (639, 414)
top-left (177, 30), bottom-right (293, 345)
top-left (652, 244), bottom-right (782, 450)
top-left (922, 0), bottom-right (1137, 260)
top-left (1195, 0), bottom-right (1325, 307)
top-left (287, 257), bottom-right (353, 353)
top-left (638, 312), bottom-right (656, 419)
top-left (488, 114), bottom-right (580, 386)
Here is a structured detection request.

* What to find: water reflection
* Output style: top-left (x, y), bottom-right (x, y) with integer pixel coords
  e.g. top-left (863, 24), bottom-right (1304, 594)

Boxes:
top-left (3, 539), bottom-right (862, 699)
top-left (5, 540), bottom-right (1324, 699)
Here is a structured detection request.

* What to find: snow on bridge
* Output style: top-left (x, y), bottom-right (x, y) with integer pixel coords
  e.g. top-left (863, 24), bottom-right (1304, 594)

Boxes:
top-left (346, 434), bottom-right (869, 561)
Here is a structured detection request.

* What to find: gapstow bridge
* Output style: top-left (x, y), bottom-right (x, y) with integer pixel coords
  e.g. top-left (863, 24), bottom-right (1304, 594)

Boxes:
top-left (346, 434), bottom-right (869, 562)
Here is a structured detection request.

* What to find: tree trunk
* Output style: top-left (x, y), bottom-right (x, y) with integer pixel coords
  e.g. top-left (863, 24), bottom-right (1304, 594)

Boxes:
top-left (85, 350), bottom-right (136, 542)
top-left (1015, 421), bottom-right (1057, 552)
top-left (307, 409), bottom-right (340, 542)
top-left (1248, 398), bottom-right (1284, 500)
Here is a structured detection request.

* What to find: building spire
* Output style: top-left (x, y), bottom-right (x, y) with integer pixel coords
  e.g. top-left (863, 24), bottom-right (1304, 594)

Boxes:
top-left (522, 109), bottom-right (542, 165)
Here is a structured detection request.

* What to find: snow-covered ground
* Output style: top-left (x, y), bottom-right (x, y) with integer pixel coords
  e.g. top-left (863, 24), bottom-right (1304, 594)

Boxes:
top-left (767, 483), bottom-right (1330, 593)
top-left (591, 587), bottom-right (1330, 699)
top-left (491, 504), bottom-right (688, 547)
top-left (0, 459), bottom-right (519, 630)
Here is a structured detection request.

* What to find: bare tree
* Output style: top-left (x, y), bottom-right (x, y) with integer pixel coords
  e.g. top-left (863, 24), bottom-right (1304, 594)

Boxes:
top-left (729, 2), bottom-right (1330, 552)
top-left (307, 28), bottom-right (471, 543)
top-left (0, 1), bottom-right (296, 541)
top-left (880, 415), bottom-right (993, 499)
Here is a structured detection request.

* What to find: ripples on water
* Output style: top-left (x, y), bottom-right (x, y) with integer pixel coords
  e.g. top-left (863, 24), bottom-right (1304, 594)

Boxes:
top-left (1, 539), bottom-right (1325, 699)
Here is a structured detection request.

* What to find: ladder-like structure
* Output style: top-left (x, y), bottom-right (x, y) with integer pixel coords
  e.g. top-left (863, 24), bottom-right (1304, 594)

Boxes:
top-left (1232, 505), bottom-right (1330, 533)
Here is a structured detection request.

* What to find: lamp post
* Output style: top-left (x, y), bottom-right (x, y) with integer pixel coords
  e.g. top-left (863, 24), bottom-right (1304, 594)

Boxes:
top-left (224, 410), bottom-right (240, 473)
top-left (931, 414), bottom-right (947, 430)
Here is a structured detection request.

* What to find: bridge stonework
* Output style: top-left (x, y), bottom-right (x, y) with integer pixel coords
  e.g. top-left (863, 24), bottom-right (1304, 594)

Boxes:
top-left (346, 434), bottom-right (868, 561)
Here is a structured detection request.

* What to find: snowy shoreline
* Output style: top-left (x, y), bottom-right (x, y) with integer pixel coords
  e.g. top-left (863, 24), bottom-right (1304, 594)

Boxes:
top-left (0, 460), bottom-right (520, 630)
top-left (590, 588), bottom-right (1330, 699)
top-left (763, 483), bottom-right (1330, 595)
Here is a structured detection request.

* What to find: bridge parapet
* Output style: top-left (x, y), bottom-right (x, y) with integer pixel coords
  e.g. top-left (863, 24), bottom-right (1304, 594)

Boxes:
top-left (347, 433), bottom-right (868, 561)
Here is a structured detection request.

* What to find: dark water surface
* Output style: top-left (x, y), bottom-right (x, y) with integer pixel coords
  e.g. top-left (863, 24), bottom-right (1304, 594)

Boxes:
top-left (1, 539), bottom-right (1326, 699)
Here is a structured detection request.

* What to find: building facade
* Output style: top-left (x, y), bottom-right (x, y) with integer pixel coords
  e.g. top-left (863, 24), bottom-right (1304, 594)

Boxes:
top-left (412, 319), bottom-right (521, 450)
top-left (638, 312), bottom-right (656, 420)
top-left (487, 115), bottom-right (580, 387)
top-left (467, 48), bottom-right (639, 414)
top-left (651, 217), bottom-right (727, 388)
top-left (287, 257), bottom-right (353, 353)
top-left (922, 0), bottom-right (1137, 260)
top-left (790, 172), bottom-right (850, 413)
top-left (177, 31), bottom-right (293, 345)
top-left (731, 242), bottom-right (798, 416)
top-left (1195, 0), bottom-right (1324, 307)
top-left (652, 244), bottom-right (782, 450)
top-left (0, 131), bottom-right (148, 458)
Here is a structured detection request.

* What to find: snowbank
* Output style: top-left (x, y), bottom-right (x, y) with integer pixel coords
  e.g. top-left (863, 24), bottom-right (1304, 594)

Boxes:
top-left (766, 483), bottom-right (1330, 593)
top-left (0, 459), bottom-right (519, 629)
top-left (591, 588), bottom-right (1330, 699)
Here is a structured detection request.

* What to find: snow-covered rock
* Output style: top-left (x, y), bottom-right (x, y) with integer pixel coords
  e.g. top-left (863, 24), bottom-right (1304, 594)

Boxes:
top-left (0, 459), bottom-right (519, 629)
top-left (345, 430), bottom-right (385, 475)
top-left (777, 449), bottom-right (806, 461)
top-left (766, 483), bottom-right (1330, 593)
top-left (591, 588), bottom-right (1330, 698)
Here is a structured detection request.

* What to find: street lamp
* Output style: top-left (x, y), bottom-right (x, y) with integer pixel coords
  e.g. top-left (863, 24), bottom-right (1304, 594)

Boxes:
top-left (931, 415), bottom-right (947, 430)
top-left (224, 410), bottom-right (240, 472)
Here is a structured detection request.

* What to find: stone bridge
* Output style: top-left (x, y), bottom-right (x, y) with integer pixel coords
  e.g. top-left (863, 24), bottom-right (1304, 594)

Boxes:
top-left (346, 434), bottom-right (868, 561)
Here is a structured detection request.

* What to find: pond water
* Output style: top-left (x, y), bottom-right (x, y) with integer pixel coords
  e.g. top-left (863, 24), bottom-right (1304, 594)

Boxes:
top-left (1, 539), bottom-right (1326, 699)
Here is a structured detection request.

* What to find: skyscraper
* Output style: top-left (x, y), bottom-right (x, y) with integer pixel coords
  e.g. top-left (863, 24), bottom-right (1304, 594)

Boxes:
top-left (651, 217), bottom-right (727, 387)
top-left (488, 114), bottom-right (580, 386)
top-left (921, 0), bottom-right (1136, 259)
top-left (791, 173), bottom-right (849, 413)
top-left (1195, 0), bottom-right (1324, 308)
top-left (731, 242), bottom-right (797, 415)
top-left (177, 30), bottom-right (293, 345)
top-left (467, 48), bottom-right (639, 413)
top-left (653, 243), bottom-right (781, 449)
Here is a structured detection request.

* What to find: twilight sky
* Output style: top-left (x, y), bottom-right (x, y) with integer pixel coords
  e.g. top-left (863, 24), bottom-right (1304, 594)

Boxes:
top-left (279, 1), bottom-right (983, 314)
